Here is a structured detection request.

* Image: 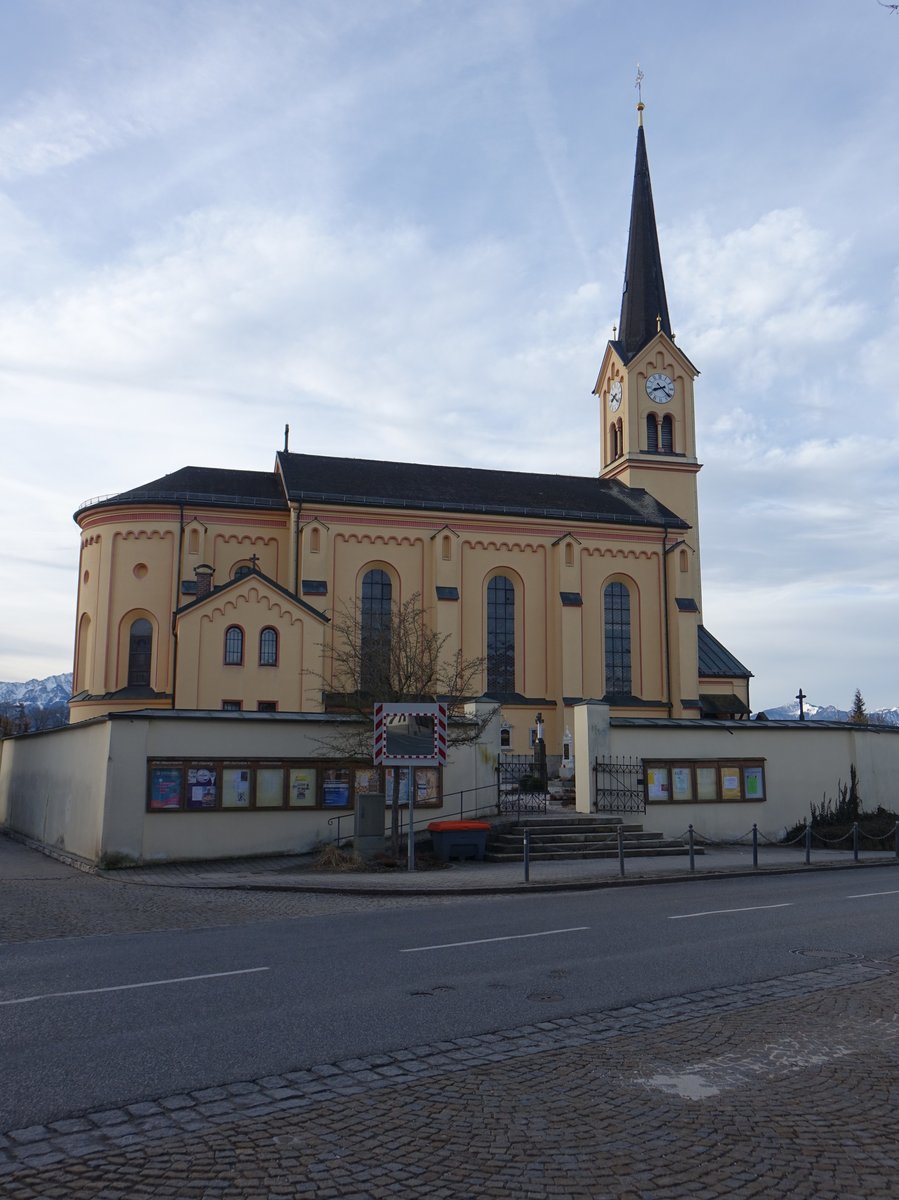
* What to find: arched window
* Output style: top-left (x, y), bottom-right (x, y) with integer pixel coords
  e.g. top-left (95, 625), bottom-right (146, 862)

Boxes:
top-left (608, 423), bottom-right (617, 461)
top-left (259, 627), bottom-right (278, 666)
top-left (310, 527), bottom-right (321, 553)
top-left (224, 625), bottom-right (244, 665)
top-left (661, 414), bottom-right (674, 453)
top-left (565, 542), bottom-right (574, 568)
top-left (188, 528), bottom-right (199, 555)
top-left (233, 564), bottom-right (252, 580)
top-left (128, 618), bottom-right (153, 687)
top-left (603, 582), bottom-right (632, 697)
top-left (646, 414), bottom-right (658, 452)
top-left (361, 569), bottom-right (392, 693)
top-left (442, 534), bottom-right (452, 561)
top-left (487, 575), bottom-right (515, 694)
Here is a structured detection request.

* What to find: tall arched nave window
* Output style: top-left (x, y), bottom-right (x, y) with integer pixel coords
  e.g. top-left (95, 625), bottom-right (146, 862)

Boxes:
top-left (360, 568), bottom-right (392, 693)
top-left (603, 582), bottom-right (632, 698)
top-left (487, 575), bottom-right (516, 694)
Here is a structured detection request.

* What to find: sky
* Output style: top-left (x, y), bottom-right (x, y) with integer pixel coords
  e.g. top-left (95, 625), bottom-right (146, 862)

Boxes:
top-left (0, 0), bottom-right (897, 713)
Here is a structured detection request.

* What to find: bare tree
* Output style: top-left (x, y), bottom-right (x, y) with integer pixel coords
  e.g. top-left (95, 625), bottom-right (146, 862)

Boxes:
top-left (313, 593), bottom-right (496, 857)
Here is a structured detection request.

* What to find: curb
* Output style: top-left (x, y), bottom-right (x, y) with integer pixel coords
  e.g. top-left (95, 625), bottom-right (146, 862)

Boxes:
top-left (98, 854), bottom-right (899, 897)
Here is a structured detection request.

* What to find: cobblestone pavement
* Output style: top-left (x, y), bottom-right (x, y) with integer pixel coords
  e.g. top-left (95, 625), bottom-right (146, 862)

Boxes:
top-left (1, 955), bottom-right (897, 1197)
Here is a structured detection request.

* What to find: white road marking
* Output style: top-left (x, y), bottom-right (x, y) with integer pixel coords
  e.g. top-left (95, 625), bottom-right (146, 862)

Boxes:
top-left (0, 967), bottom-right (270, 1006)
top-left (847, 889), bottom-right (899, 899)
top-left (400, 927), bottom-right (589, 953)
top-left (668, 903), bottom-right (793, 921)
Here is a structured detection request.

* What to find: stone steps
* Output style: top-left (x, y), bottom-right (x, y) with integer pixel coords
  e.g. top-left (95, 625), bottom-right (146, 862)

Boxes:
top-left (485, 816), bottom-right (702, 863)
top-left (485, 844), bottom-right (705, 863)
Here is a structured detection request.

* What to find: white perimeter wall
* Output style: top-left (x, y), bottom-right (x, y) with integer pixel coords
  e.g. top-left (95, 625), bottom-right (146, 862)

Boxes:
top-left (1, 706), bottom-right (500, 866)
top-left (0, 720), bottom-right (112, 861)
top-left (600, 718), bottom-right (899, 840)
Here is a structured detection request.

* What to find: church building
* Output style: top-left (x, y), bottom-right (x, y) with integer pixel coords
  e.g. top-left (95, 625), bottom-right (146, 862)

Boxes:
top-left (70, 105), bottom-right (752, 754)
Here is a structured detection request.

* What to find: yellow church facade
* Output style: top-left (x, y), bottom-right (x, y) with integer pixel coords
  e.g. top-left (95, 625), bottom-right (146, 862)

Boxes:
top-left (69, 110), bottom-right (751, 753)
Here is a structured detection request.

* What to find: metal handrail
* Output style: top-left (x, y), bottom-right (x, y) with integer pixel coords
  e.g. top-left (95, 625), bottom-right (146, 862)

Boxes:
top-left (324, 781), bottom-right (499, 847)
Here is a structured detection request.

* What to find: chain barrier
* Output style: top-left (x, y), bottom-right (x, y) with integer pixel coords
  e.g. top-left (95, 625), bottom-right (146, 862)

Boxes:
top-left (672, 820), bottom-right (899, 871)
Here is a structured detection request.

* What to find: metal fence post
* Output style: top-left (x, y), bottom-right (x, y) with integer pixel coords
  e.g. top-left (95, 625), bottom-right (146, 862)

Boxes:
top-left (852, 821), bottom-right (859, 862)
top-left (805, 820), bottom-right (811, 865)
top-left (460, 789), bottom-right (464, 819)
top-left (523, 828), bottom-right (530, 883)
top-left (895, 821), bottom-right (899, 859)
top-left (688, 824), bottom-right (695, 873)
top-left (752, 823), bottom-right (758, 869)
top-left (617, 823), bottom-right (625, 877)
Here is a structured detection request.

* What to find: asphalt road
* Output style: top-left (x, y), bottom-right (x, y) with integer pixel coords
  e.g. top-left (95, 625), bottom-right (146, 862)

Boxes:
top-left (4, 866), bottom-right (899, 1130)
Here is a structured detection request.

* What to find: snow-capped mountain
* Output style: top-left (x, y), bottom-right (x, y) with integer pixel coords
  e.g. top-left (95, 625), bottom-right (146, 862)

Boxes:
top-left (760, 700), bottom-right (899, 726)
top-left (0, 673), bottom-right (72, 707)
top-left (0, 673), bottom-right (72, 731)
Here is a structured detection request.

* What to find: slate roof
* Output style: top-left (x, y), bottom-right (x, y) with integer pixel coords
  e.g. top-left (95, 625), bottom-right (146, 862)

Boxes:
top-left (698, 625), bottom-right (752, 679)
top-left (276, 451), bottom-right (687, 529)
top-left (77, 450), bottom-right (689, 531)
top-left (618, 120), bottom-right (672, 363)
top-left (76, 466), bottom-right (287, 518)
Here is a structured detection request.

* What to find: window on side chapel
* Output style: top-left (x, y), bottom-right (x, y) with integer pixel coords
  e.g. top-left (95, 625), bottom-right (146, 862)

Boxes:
top-left (259, 627), bottom-right (278, 666)
top-left (487, 575), bottom-right (515, 694)
top-left (360, 569), bottom-right (392, 693)
top-left (603, 582), bottom-right (632, 697)
top-left (127, 619), bottom-right (153, 687)
top-left (224, 626), bottom-right (244, 665)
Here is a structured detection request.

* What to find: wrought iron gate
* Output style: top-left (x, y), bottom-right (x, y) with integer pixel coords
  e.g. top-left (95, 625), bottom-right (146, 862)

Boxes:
top-left (496, 754), bottom-right (548, 814)
top-left (593, 756), bottom-right (644, 814)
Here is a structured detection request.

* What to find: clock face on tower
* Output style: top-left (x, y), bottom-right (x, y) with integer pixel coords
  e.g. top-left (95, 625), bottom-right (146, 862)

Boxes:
top-left (646, 372), bottom-right (674, 404)
top-left (608, 381), bottom-right (622, 411)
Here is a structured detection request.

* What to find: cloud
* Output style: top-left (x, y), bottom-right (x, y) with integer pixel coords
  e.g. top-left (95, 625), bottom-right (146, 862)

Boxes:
top-left (668, 208), bottom-right (865, 386)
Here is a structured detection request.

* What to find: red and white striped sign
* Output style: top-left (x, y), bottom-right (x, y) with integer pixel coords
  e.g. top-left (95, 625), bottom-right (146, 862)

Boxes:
top-left (373, 702), bottom-right (447, 766)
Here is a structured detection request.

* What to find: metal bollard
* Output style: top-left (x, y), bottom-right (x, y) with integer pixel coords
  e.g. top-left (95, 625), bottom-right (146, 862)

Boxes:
top-left (617, 823), bottom-right (625, 877)
top-left (752, 823), bottom-right (758, 869)
top-left (805, 821), bottom-right (812, 865)
top-left (852, 821), bottom-right (859, 862)
top-left (688, 824), bottom-right (695, 872)
top-left (523, 828), bottom-right (530, 883)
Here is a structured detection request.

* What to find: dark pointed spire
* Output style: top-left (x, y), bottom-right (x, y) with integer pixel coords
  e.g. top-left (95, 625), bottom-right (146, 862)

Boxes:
top-left (618, 105), bottom-right (671, 363)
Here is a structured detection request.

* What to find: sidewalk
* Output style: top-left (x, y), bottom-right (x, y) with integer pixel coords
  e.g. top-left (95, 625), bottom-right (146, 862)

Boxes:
top-left (97, 842), bottom-right (899, 895)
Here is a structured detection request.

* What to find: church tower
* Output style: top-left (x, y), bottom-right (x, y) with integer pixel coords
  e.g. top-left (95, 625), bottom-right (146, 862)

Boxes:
top-left (594, 102), bottom-right (703, 607)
